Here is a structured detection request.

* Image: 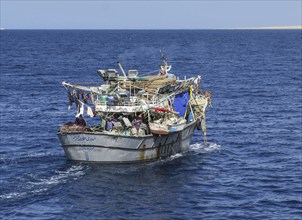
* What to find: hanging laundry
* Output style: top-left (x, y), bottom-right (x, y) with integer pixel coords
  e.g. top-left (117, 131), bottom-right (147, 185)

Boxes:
top-left (76, 102), bottom-right (85, 117)
top-left (80, 102), bottom-right (84, 115)
top-left (73, 89), bottom-right (80, 107)
top-left (87, 106), bottom-right (94, 118)
top-left (90, 92), bottom-right (95, 103)
top-left (77, 90), bottom-right (81, 103)
top-left (81, 92), bottom-right (89, 104)
top-left (67, 90), bottom-right (74, 110)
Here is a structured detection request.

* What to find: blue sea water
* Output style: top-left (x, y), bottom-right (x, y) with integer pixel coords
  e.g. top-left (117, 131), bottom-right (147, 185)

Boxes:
top-left (0, 30), bottom-right (301, 219)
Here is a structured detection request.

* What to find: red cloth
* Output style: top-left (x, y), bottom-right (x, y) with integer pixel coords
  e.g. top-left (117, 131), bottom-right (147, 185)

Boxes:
top-left (152, 107), bottom-right (172, 113)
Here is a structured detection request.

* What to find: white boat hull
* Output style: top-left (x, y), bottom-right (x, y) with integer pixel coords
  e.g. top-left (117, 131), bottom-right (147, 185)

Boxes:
top-left (57, 121), bottom-right (197, 163)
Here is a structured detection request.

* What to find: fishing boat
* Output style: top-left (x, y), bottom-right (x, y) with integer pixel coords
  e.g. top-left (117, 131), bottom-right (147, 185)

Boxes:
top-left (57, 52), bottom-right (211, 163)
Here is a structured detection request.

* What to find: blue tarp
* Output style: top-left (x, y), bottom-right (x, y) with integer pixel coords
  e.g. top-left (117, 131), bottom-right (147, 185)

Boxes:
top-left (173, 91), bottom-right (190, 117)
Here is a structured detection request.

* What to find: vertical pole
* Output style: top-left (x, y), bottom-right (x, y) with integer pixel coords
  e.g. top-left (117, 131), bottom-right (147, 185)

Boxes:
top-left (117, 62), bottom-right (127, 80)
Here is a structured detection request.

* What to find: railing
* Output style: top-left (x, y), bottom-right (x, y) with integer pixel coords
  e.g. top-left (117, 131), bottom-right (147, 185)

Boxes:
top-left (93, 93), bottom-right (174, 108)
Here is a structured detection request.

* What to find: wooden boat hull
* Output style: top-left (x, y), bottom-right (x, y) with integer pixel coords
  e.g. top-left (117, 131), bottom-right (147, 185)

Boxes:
top-left (57, 121), bottom-right (197, 163)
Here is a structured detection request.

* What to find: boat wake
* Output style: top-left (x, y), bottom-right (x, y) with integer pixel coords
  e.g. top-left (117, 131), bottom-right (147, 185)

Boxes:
top-left (29, 165), bottom-right (87, 186)
top-left (0, 151), bottom-right (62, 166)
top-left (189, 142), bottom-right (222, 153)
top-left (166, 153), bottom-right (183, 161)
top-left (163, 142), bottom-right (222, 162)
top-left (0, 165), bottom-right (87, 201)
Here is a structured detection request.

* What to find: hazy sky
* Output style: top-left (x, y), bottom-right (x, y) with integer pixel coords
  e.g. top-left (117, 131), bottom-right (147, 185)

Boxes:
top-left (1, 0), bottom-right (301, 29)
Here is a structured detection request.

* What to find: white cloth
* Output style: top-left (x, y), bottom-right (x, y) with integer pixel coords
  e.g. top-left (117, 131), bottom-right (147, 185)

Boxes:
top-left (76, 101), bottom-right (85, 117)
top-left (87, 106), bottom-right (94, 118)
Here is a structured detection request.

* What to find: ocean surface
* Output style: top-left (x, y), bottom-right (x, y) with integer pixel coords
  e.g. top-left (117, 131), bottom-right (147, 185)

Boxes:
top-left (0, 30), bottom-right (301, 219)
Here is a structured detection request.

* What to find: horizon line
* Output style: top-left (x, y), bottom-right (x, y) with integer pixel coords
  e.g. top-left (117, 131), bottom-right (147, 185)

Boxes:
top-left (1, 26), bottom-right (301, 31)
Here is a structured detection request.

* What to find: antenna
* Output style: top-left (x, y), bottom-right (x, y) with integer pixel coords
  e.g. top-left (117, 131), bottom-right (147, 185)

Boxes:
top-left (159, 49), bottom-right (168, 63)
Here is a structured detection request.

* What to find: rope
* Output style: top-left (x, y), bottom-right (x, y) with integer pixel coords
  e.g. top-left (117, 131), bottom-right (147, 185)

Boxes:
top-left (138, 69), bottom-right (159, 76)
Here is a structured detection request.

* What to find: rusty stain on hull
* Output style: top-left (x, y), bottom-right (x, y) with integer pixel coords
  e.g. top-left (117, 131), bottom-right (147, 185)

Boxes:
top-left (140, 144), bottom-right (146, 160)
top-left (156, 143), bottom-right (162, 159)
